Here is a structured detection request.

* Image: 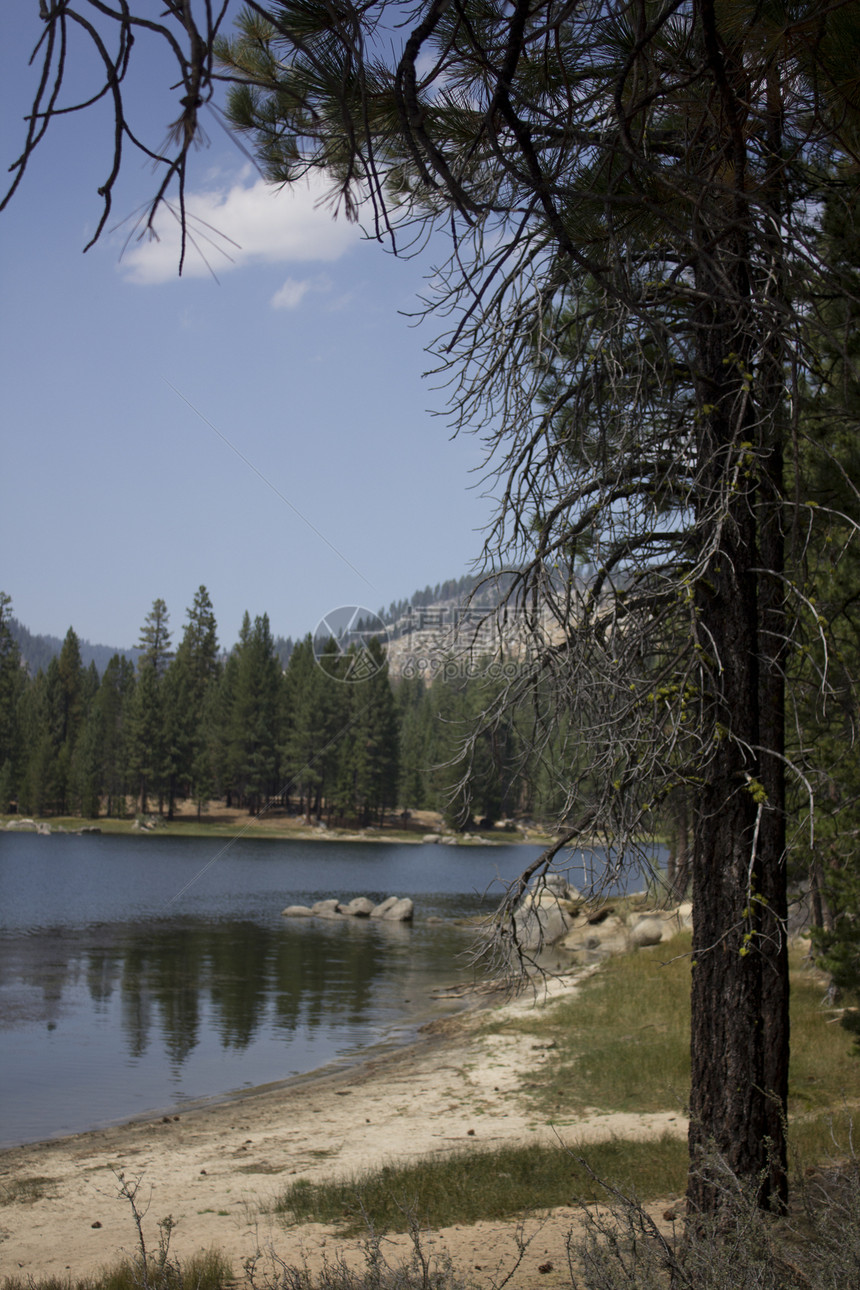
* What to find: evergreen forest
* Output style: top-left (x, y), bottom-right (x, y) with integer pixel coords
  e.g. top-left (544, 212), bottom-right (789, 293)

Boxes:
top-left (0, 586), bottom-right (566, 832)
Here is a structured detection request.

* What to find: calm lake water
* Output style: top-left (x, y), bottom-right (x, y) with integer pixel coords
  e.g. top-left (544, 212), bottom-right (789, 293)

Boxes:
top-left (0, 832), bottom-right (662, 1148)
top-left (0, 832), bottom-right (575, 1148)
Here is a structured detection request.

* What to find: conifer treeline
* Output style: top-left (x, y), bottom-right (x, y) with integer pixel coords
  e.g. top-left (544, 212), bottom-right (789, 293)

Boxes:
top-left (0, 587), bottom-right (559, 826)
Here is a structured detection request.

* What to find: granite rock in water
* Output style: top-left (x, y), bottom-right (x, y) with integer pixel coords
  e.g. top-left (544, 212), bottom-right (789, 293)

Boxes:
top-left (281, 895), bottom-right (415, 922)
top-left (339, 897), bottom-right (375, 917)
top-left (311, 898), bottom-right (342, 919)
top-left (375, 896), bottom-right (414, 922)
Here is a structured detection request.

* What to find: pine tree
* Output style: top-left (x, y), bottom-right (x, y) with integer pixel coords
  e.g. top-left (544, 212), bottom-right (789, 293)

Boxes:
top-left (127, 600), bottom-right (173, 814)
top-left (17, 669), bottom-right (54, 816)
top-left (127, 661), bottom-right (164, 815)
top-left (795, 179), bottom-right (860, 1035)
top-left (0, 592), bottom-right (25, 811)
top-left (71, 661), bottom-right (102, 816)
top-left (41, 628), bottom-right (87, 814)
top-left (95, 654), bottom-right (136, 818)
top-left (138, 599), bottom-right (173, 676)
top-left (225, 613), bottom-right (282, 814)
top-left (396, 673), bottom-right (432, 812)
top-left (348, 640), bottom-right (399, 826)
top-left (282, 636), bottom-right (328, 822)
top-left (166, 586), bottom-right (221, 816)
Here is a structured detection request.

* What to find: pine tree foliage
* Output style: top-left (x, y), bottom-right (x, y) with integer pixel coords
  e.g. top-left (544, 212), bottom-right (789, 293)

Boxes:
top-left (1, 587), bottom-right (551, 830)
top-left (127, 599), bottom-right (174, 813)
top-left (224, 611), bottom-right (283, 814)
top-left (93, 654), bottom-right (136, 818)
top-left (138, 599), bottom-right (173, 676)
top-left (168, 586), bottom-right (221, 815)
top-left (282, 635), bottom-right (333, 821)
top-left (346, 639), bottom-right (400, 825)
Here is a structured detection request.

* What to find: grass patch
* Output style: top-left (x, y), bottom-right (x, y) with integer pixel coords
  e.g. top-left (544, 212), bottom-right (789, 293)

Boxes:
top-left (787, 951), bottom-right (860, 1109)
top-left (0, 814), bottom-right (433, 844)
top-left (273, 1135), bottom-right (688, 1234)
top-left (786, 949), bottom-right (860, 1168)
top-left (481, 934), bottom-right (858, 1151)
top-left (0, 1175), bottom-right (56, 1205)
top-left (0, 1250), bottom-right (233, 1290)
top-left (496, 933), bottom-right (694, 1116)
top-left (788, 1107), bottom-right (857, 1171)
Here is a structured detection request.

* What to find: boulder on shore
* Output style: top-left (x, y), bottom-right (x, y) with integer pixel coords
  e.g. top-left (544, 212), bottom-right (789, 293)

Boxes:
top-left (514, 903), bottom-right (573, 950)
top-left (559, 903), bottom-right (694, 961)
top-left (512, 873), bottom-right (580, 950)
top-left (559, 913), bottom-right (628, 959)
top-left (629, 917), bottom-right (664, 947)
top-left (5, 818), bottom-right (48, 833)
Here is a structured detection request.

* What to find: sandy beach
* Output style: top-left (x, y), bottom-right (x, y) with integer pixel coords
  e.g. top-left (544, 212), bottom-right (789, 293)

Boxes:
top-left (0, 970), bottom-right (686, 1285)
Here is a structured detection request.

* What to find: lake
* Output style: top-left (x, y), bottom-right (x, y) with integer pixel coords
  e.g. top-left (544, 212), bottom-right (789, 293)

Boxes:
top-left (0, 832), bottom-right (571, 1148)
top-left (0, 832), bottom-right (662, 1148)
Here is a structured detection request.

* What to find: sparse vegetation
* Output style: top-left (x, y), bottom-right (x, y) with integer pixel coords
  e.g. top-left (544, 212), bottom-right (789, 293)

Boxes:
top-left (5, 1159), bottom-right (859, 1290)
top-left (557, 1148), bottom-right (860, 1290)
top-left (0, 1174), bottom-right (56, 1205)
top-left (0, 1250), bottom-right (233, 1290)
top-left (0, 1171), bottom-right (234, 1290)
top-left (243, 1221), bottom-right (473, 1290)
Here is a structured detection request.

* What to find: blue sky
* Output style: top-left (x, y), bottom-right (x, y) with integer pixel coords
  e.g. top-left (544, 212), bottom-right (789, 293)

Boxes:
top-left (0, 6), bottom-right (497, 653)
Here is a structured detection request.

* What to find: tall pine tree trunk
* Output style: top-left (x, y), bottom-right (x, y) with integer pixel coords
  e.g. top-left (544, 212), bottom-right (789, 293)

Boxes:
top-left (688, 462), bottom-right (769, 1211)
top-left (688, 398), bottom-right (790, 1216)
top-left (757, 62), bottom-right (792, 1211)
top-left (685, 2), bottom-right (790, 1214)
top-left (758, 439), bottom-right (790, 1210)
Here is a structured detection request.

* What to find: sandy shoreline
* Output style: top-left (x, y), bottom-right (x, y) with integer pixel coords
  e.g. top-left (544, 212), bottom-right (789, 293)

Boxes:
top-left (0, 972), bottom-right (685, 1284)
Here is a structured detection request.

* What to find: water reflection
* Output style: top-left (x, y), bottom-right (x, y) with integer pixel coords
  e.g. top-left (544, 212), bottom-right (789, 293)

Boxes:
top-left (4, 917), bottom-right (443, 1062)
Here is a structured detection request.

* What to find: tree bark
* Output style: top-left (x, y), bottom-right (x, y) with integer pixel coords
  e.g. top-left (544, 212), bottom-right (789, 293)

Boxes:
top-left (685, 0), bottom-right (790, 1215)
top-left (688, 477), bottom-right (769, 1212)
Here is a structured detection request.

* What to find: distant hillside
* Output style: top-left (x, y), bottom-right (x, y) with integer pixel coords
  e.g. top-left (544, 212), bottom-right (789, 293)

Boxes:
top-left (380, 570), bottom-right (532, 680)
top-left (381, 571), bottom-right (518, 634)
top-left (7, 572), bottom-right (512, 679)
top-left (9, 619), bottom-right (139, 677)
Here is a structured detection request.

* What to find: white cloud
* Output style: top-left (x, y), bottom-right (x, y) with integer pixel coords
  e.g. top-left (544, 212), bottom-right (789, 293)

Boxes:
top-left (120, 174), bottom-right (360, 285)
top-left (270, 277), bottom-right (312, 310)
